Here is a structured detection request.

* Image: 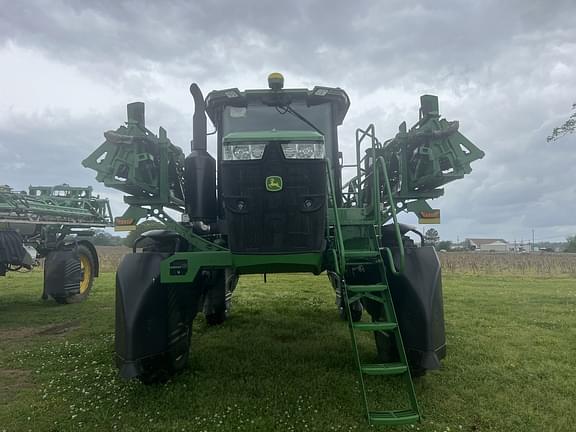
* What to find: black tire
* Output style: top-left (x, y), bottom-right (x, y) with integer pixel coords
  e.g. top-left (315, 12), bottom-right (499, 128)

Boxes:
top-left (138, 325), bottom-right (193, 385)
top-left (374, 332), bottom-right (427, 377)
top-left (339, 305), bottom-right (363, 322)
top-left (205, 310), bottom-right (226, 326)
top-left (205, 303), bottom-right (229, 326)
top-left (330, 271), bottom-right (363, 323)
top-left (203, 270), bottom-right (233, 326)
top-left (410, 366), bottom-right (427, 378)
top-left (56, 244), bottom-right (96, 304)
top-left (375, 332), bottom-right (426, 376)
top-left (374, 331), bottom-right (400, 363)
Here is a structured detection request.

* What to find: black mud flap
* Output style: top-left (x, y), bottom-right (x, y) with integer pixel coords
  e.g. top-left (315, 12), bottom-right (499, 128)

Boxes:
top-left (44, 246), bottom-right (81, 300)
top-left (0, 230), bottom-right (26, 274)
top-left (384, 245), bottom-right (446, 373)
top-left (115, 252), bottom-right (202, 381)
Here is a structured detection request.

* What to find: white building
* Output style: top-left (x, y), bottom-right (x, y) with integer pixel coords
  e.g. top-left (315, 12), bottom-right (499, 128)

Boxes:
top-left (465, 238), bottom-right (509, 252)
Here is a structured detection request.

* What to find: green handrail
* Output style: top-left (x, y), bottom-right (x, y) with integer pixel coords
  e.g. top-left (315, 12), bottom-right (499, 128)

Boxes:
top-left (355, 124), bottom-right (405, 275)
top-left (355, 125), bottom-right (377, 207)
top-left (325, 159), bottom-right (346, 274)
top-left (373, 155), bottom-right (405, 275)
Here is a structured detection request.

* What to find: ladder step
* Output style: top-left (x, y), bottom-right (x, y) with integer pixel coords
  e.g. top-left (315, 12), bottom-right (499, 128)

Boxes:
top-left (352, 322), bottom-right (397, 332)
top-left (345, 250), bottom-right (380, 258)
top-left (345, 250), bottom-right (381, 264)
top-left (339, 220), bottom-right (377, 226)
top-left (346, 284), bottom-right (388, 293)
top-left (361, 363), bottom-right (408, 376)
top-left (369, 409), bottom-right (420, 426)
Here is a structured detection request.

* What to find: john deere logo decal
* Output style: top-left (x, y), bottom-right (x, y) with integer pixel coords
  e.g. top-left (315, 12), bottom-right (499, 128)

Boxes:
top-left (265, 176), bottom-right (283, 192)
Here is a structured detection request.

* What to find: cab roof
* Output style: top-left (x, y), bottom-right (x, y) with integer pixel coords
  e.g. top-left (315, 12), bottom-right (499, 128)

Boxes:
top-left (205, 86), bottom-right (350, 129)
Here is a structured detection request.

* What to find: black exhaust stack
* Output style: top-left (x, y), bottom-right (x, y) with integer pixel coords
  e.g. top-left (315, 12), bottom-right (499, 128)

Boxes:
top-left (185, 83), bottom-right (217, 221)
top-left (127, 102), bottom-right (146, 128)
top-left (190, 84), bottom-right (207, 151)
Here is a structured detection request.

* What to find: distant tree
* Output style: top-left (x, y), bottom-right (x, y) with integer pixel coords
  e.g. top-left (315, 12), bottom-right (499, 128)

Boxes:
top-left (123, 220), bottom-right (165, 248)
top-left (565, 235), bottom-right (576, 253)
top-left (547, 103), bottom-right (576, 142)
top-left (91, 230), bottom-right (123, 246)
top-left (424, 228), bottom-right (440, 246)
top-left (436, 240), bottom-right (453, 251)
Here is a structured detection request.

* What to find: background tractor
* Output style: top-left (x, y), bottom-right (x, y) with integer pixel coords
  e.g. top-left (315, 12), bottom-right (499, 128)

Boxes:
top-left (83, 73), bottom-right (484, 425)
top-left (0, 184), bottom-right (112, 303)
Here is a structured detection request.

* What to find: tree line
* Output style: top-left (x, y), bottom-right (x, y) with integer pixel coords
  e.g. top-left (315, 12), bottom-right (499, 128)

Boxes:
top-left (88, 221), bottom-right (165, 248)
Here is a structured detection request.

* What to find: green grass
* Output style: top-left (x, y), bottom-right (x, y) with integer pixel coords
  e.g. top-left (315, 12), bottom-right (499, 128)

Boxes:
top-left (0, 271), bottom-right (575, 431)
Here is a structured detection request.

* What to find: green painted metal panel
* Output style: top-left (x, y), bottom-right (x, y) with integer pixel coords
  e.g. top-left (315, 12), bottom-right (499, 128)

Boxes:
top-left (160, 251), bottom-right (323, 284)
top-left (223, 130), bottom-right (323, 143)
top-left (0, 184), bottom-right (112, 226)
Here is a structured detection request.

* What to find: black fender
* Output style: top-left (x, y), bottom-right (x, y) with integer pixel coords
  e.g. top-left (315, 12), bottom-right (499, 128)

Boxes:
top-left (384, 245), bottom-right (446, 372)
top-left (115, 251), bottom-right (202, 379)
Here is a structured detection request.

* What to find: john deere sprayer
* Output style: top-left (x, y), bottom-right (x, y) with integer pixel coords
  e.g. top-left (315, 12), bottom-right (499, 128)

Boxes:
top-left (0, 184), bottom-right (112, 303)
top-left (83, 73), bottom-right (483, 425)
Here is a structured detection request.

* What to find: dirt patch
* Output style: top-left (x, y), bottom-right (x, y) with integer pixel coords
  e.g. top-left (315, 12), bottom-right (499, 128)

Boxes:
top-left (0, 326), bottom-right (39, 342)
top-left (0, 369), bottom-right (33, 404)
top-left (35, 320), bottom-right (81, 336)
top-left (0, 320), bottom-right (81, 342)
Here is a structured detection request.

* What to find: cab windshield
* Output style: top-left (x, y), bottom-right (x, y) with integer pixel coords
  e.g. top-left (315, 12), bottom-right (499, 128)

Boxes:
top-left (222, 102), bottom-right (333, 147)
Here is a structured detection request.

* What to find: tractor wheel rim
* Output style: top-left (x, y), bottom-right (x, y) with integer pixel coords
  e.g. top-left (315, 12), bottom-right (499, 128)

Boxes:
top-left (79, 255), bottom-right (92, 294)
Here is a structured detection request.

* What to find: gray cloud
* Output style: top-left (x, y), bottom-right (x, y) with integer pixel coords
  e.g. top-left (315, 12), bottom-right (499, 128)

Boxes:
top-left (3, 0), bottom-right (574, 87)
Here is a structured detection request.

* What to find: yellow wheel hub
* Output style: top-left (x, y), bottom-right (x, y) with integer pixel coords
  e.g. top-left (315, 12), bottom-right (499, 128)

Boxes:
top-left (79, 254), bottom-right (92, 294)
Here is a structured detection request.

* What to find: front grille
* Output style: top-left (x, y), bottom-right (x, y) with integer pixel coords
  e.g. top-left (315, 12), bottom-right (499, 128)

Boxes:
top-left (220, 143), bottom-right (326, 253)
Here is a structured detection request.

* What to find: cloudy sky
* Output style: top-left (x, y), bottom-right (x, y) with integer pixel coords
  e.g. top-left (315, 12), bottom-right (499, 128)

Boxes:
top-left (1, 0), bottom-right (575, 243)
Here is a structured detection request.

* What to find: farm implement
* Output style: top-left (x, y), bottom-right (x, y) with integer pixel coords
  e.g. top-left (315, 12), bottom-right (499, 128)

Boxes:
top-left (0, 184), bottom-right (112, 303)
top-left (84, 73), bottom-right (484, 424)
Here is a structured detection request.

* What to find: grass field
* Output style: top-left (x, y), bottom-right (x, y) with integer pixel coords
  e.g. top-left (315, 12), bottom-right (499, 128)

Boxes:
top-left (1, 270), bottom-right (575, 431)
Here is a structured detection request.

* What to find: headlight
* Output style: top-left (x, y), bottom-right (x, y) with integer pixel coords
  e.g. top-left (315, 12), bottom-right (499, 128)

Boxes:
top-left (232, 145), bottom-right (250, 160)
top-left (222, 141), bottom-right (325, 161)
top-left (223, 143), bottom-right (267, 160)
top-left (281, 142), bottom-right (325, 159)
top-left (297, 144), bottom-right (315, 158)
top-left (281, 143), bottom-right (297, 159)
top-left (250, 144), bottom-right (266, 159)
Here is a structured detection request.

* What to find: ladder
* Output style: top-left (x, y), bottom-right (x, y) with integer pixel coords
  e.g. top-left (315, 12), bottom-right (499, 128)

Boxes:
top-left (341, 235), bottom-right (420, 425)
top-left (326, 125), bottom-right (420, 425)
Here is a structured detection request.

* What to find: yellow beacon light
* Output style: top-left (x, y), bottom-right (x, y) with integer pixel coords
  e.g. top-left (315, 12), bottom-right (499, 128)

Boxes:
top-left (268, 72), bottom-right (284, 90)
